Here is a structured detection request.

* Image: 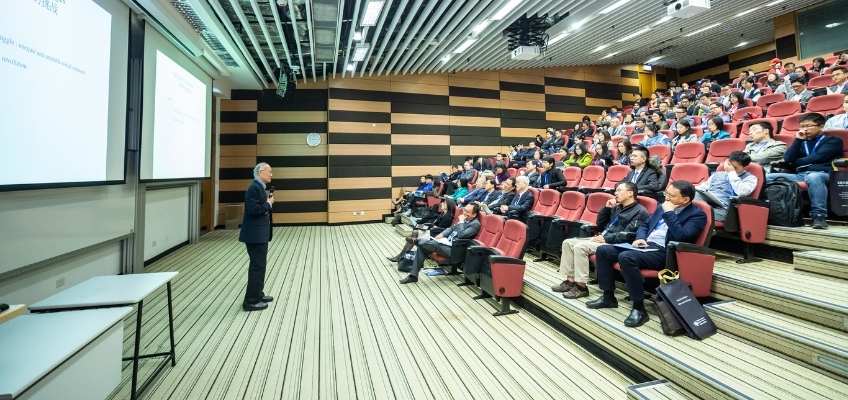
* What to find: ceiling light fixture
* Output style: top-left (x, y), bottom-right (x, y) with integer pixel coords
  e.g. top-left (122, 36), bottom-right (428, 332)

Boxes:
top-left (826, 22), bottom-right (844, 29)
top-left (548, 31), bottom-right (568, 45)
top-left (684, 22), bottom-right (721, 37)
top-left (353, 30), bottom-right (363, 41)
top-left (361, 0), bottom-right (385, 26)
top-left (735, 7), bottom-right (759, 17)
top-left (454, 38), bottom-right (478, 53)
top-left (765, 0), bottom-right (785, 6)
top-left (592, 44), bottom-right (610, 53)
top-left (646, 55), bottom-right (665, 63)
top-left (440, 55), bottom-right (452, 63)
top-left (472, 20), bottom-right (492, 35)
top-left (346, 63), bottom-right (356, 71)
top-left (600, 0), bottom-right (630, 14)
top-left (491, 0), bottom-right (523, 21)
top-left (616, 27), bottom-right (650, 42)
top-left (735, 41), bottom-right (749, 48)
top-left (601, 51), bottom-right (619, 59)
top-left (352, 43), bottom-right (370, 61)
top-left (652, 15), bottom-right (673, 26)
top-left (571, 16), bottom-right (591, 31)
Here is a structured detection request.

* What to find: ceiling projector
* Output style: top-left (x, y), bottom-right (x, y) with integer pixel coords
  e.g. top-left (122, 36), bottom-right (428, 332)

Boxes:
top-left (511, 45), bottom-right (541, 60)
top-left (667, 0), bottom-right (711, 18)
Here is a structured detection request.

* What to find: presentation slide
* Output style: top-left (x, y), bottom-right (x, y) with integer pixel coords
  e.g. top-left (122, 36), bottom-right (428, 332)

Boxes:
top-left (152, 50), bottom-right (208, 179)
top-left (0, 0), bottom-right (124, 187)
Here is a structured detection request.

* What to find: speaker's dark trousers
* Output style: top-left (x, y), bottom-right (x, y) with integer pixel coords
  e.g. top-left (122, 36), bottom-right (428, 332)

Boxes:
top-left (410, 238), bottom-right (451, 277)
top-left (244, 243), bottom-right (268, 303)
top-left (594, 243), bottom-right (667, 303)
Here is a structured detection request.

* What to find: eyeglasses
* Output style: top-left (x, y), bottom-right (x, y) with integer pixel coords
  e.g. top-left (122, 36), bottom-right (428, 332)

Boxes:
top-left (799, 123), bottom-right (820, 129)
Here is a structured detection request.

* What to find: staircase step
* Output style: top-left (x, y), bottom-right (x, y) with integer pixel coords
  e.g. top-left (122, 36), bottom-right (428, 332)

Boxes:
top-left (384, 216), bottom-right (394, 224)
top-left (706, 300), bottom-right (848, 380)
top-left (766, 225), bottom-right (848, 251)
top-left (795, 249), bottom-right (848, 280)
top-left (712, 254), bottom-right (848, 332)
top-left (522, 259), bottom-right (848, 400)
top-left (627, 380), bottom-right (698, 400)
top-left (394, 223), bottom-right (413, 238)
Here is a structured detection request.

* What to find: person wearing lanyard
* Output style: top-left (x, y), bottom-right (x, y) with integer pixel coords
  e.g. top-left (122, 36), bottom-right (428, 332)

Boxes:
top-left (551, 182), bottom-right (648, 299)
top-left (587, 181), bottom-right (707, 328)
top-left (532, 157), bottom-right (565, 190)
top-left (824, 95), bottom-right (848, 130)
top-left (767, 113), bottom-right (844, 229)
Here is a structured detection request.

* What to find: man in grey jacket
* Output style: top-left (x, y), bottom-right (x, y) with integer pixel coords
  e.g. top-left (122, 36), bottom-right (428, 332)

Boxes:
top-left (400, 203), bottom-right (482, 284)
top-left (785, 75), bottom-right (814, 107)
top-left (744, 122), bottom-right (786, 172)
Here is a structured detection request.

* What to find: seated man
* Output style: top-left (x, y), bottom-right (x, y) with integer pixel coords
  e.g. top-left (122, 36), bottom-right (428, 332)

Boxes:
top-left (695, 151), bottom-right (758, 221)
top-left (460, 176), bottom-right (487, 205)
top-left (551, 182), bottom-right (649, 299)
top-left (744, 122), bottom-right (786, 172)
top-left (624, 147), bottom-right (663, 196)
top-left (824, 94), bottom-right (848, 129)
top-left (399, 203), bottom-right (481, 284)
top-left (488, 178), bottom-right (515, 214)
top-left (501, 175), bottom-right (534, 221)
top-left (533, 157), bottom-right (566, 189)
top-left (768, 113), bottom-right (844, 229)
top-left (587, 181), bottom-right (707, 328)
top-left (785, 75), bottom-right (814, 107)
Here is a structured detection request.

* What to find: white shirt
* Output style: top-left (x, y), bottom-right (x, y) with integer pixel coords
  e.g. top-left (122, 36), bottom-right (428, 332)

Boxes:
top-left (825, 113), bottom-right (848, 129)
top-left (828, 82), bottom-right (848, 95)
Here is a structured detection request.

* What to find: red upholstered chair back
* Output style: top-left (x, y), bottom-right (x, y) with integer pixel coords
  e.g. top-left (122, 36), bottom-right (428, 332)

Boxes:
top-left (706, 139), bottom-right (746, 164)
top-left (779, 113), bottom-right (802, 136)
top-left (528, 187), bottom-right (540, 209)
top-left (668, 163), bottom-right (710, 186)
top-left (477, 214), bottom-right (505, 248)
top-left (507, 167), bottom-right (518, 177)
top-left (602, 165), bottom-right (631, 189)
top-left (578, 165), bottom-right (606, 188)
top-left (580, 192), bottom-right (614, 225)
top-left (563, 167), bottom-right (582, 186)
top-left (630, 133), bottom-right (645, 144)
top-left (808, 74), bottom-right (834, 89)
top-left (756, 93), bottom-right (785, 111)
top-left (690, 125), bottom-right (704, 138)
top-left (660, 129), bottom-right (675, 139)
top-left (738, 118), bottom-right (779, 141)
top-left (648, 145), bottom-right (672, 165)
top-left (775, 133), bottom-right (795, 146)
top-left (807, 94), bottom-right (846, 115)
top-left (691, 200), bottom-right (714, 247)
top-left (637, 196), bottom-right (657, 215)
top-left (555, 191), bottom-right (585, 221)
top-left (766, 100), bottom-right (802, 118)
top-left (824, 129), bottom-right (848, 158)
top-left (532, 189), bottom-right (561, 215)
top-left (745, 163), bottom-right (766, 199)
top-left (670, 142), bottom-right (706, 164)
top-left (494, 219), bottom-right (527, 259)
top-left (732, 106), bottom-right (762, 122)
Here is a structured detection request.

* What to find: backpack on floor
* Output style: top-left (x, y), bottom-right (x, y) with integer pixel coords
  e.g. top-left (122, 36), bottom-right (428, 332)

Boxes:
top-left (397, 250), bottom-right (415, 273)
top-left (764, 178), bottom-right (803, 227)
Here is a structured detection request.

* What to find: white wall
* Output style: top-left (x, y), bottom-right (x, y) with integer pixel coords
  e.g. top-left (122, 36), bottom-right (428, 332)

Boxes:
top-left (0, 241), bottom-right (121, 305)
top-left (143, 186), bottom-right (190, 261)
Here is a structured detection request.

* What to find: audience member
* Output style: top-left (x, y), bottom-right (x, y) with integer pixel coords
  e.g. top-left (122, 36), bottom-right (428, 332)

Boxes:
top-left (608, 117), bottom-right (625, 137)
top-left (615, 139), bottom-right (632, 166)
top-left (493, 164), bottom-right (510, 185)
top-left (490, 178), bottom-right (516, 214)
top-left (824, 95), bottom-right (848, 129)
top-left (695, 151), bottom-right (757, 221)
top-left (744, 122), bottom-right (786, 172)
top-left (625, 146), bottom-right (663, 195)
top-left (535, 157), bottom-right (566, 189)
top-left (642, 124), bottom-right (671, 148)
top-left (564, 143), bottom-right (593, 168)
top-left (810, 57), bottom-right (829, 75)
top-left (387, 201), bottom-right (454, 262)
top-left (741, 77), bottom-right (761, 103)
top-left (451, 178), bottom-right (469, 201)
top-left (786, 75), bottom-right (814, 106)
top-left (671, 119), bottom-right (699, 150)
top-left (827, 66), bottom-right (848, 95)
top-left (501, 175), bottom-right (534, 222)
top-left (701, 116), bottom-right (730, 148)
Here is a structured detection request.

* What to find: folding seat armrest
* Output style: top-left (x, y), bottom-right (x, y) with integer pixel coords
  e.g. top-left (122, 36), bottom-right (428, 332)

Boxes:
top-left (488, 255), bottom-right (526, 266)
top-left (468, 245), bottom-right (501, 256)
top-left (731, 197), bottom-right (768, 207)
top-left (669, 241), bottom-right (715, 256)
top-left (533, 214), bottom-right (556, 221)
top-left (667, 241), bottom-right (715, 298)
top-left (576, 223), bottom-right (597, 238)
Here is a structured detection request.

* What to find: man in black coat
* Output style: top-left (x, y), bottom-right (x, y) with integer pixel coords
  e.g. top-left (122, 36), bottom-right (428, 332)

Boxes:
top-left (501, 175), bottom-right (534, 222)
top-left (400, 204), bottom-right (482, 284)
top-left (534, 157), bottom-right (566, 190)
top-left (239, 162), bottom-right (275, 311)
top-left (624, 147), bottom-right (663, 196)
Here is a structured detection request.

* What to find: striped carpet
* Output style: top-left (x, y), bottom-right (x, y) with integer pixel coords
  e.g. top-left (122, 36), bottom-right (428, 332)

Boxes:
top-left (107, 223), bottom-right (632, 400)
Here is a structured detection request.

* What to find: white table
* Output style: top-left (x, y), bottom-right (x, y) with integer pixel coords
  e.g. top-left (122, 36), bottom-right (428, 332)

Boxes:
top-left (0, 308), bottom-right (132, 400)
top-left (29, 272), bottom-right (178, 400)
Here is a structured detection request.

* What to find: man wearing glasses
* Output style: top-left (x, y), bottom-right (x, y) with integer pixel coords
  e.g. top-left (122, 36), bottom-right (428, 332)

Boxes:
top-left (785, 75), bottom-right (814, 107)
top-left (768, 113), bottom-right (843, 229)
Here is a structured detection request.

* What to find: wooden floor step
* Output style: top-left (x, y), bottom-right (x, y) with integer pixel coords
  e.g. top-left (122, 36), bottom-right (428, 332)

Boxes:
top-left (395, 223), bottom-right (413, 238)
top-left (626, 380), bottom-right (699, 400)
top-left (765, 225), bottom-right (848, 251)
top-left (794, 249), bottom-right (848, 280)
top-left (522, 259), bottom-right (848, 400)
top-left (706, 300), bottom-right (848, 381)
top-left (711, 255), bottom-right (848, 332)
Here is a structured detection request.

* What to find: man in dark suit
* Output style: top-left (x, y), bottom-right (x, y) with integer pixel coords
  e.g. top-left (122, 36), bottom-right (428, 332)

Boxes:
top-left (624, 147), bottom-right (663, 196)
top-left (501, 175), bottom-right (534, 222)
top-left (239, 162), bottom-right (275, 311)
top-left (587, 180), bottom-right (707, 328)
top-left (534, 157), bottom-right (566, 190)
top-left (400, 203), bottom-right (482, 284)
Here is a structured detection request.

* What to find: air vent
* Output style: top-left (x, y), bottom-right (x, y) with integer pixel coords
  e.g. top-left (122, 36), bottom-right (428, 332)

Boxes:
top-left (170, 0), bottom-right (239, 67)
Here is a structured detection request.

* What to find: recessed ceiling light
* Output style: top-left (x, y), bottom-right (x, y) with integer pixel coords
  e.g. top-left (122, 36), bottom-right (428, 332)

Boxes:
top-left (491, 0), bottom-right (523, 21)
top-left (735, 7), bottom-right (759, 18)
top-left (652, 15), bottom-right (673, 26)
top-left (735, 41), bottom-right (749, 48)
top-left (472, 20), bottom-right (492, 35)
top-left (346, 63), bottom-right (356, 71)
top-left (617, 27), bottom-right (650, 43)
top-left (454, 38), bottom-right (477, 53)
top-left (600, 0), bottom-right (630, 14)
top-left (826, 22), bottom-right (844, 29)
top-left (646, 55), bottom-right (665, 63)
top-left (353, 30), bottom-right (363, 41)
top-left (765, 0), bottom-right (785, 6)
top-left (601, 52), bottom-right (619, 59)
top-left (684, 22), bottom-right (721, 37)
top-left (352, 43), bottom-right (370, 61)
top-left (571, 16), bottom-right (591, 31)
top-left (361, 0), bottom-right (385, 27)
top-left (549, 31), bottom-right (568, 45)
top-left (441, 55), bottom-right (452, 63)
top-left (592, 44), bottom-right (610, 53)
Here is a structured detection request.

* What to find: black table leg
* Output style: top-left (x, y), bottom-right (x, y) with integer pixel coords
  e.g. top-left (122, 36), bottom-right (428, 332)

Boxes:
top-left (166, 282), bottom-right (176, 366)
top-left (130, 300), bottom-right (143, 400)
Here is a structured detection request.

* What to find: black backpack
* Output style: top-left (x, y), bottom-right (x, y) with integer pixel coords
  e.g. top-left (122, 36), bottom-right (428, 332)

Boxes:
top-left (764, 178), bottom-right (803, 227)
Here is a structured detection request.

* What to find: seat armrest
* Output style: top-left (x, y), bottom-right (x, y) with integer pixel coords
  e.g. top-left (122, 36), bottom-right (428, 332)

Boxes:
top-left (488, 256), bottom-right (526, 265)
top-left (668, 241), bottom-right (715, 255)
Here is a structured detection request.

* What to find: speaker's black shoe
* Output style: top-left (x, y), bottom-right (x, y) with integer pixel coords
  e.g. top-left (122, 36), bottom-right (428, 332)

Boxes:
top-left (585, 296), bottom-right (618, 309)
top-left (242, 301), bottom-right (268, 312)
top-left (387, 255), bottom-right (400, 262)
top-left (261, 295), bottom-right (273, 303)
top-left (624, 308), bottom-right (649, 327)
top-left (399, 275), bottom-right (418, 284)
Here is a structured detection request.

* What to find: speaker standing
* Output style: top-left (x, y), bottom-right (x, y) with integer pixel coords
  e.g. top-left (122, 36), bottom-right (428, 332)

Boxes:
top-left (240, 162), bottom-right (275, 311)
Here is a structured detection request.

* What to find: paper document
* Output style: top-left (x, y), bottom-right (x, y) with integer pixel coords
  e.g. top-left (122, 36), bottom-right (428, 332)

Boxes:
top-left (613, 243), bottom-right (659, 252)
top-left (434, 237), bottom-right (453, 246)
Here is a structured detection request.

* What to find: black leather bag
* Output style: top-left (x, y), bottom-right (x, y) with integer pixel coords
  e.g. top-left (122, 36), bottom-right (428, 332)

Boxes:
top-left (655, 270), bottom-right (685, 336)
top-left (655, 269), bottom-right (717, 340)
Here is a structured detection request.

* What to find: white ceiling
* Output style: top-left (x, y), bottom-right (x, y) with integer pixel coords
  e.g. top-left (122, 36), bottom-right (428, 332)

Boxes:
top-left (158, 0), bottom-right (827, 87)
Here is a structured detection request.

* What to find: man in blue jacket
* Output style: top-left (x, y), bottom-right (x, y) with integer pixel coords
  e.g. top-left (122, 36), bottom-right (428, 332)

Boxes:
top-left (239, 162), bottom-right (275, 311)
top-left (587, 180), bottom-right (707, 328)
top-left (767, 112), bottom-right (844, 229)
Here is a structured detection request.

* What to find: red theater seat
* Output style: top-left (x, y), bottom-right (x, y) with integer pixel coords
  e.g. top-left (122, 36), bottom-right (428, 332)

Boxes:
top-left (563, 166), bottom-right (582, 187)
top-left (718, 163), bottom-right (769, 262)
top-left (531, 188), bottom-right (560, 216)
top-left (648, 145), bottom-right (672, 166)
top-left (541, 191), bottom-right (587, 257)
top-left (473, 220), bottom-right (528, 316)
top-left (780, 113), bottom-right (802, 137)
top-left (668, 163), bottom-right (710, 186)
top-left (580, 192), bottom-right (615, 226)
top-left (775, 133), bottom-right (795, 146)
top-left (738, 118), bottom-right (779, 141)
top-left (577, 166), bottom-right (605, 189)
top-left (630, 133), bottom-right (645, 144)
top-left (807, 94), bottom-right (846, 115)
top-left (756, 94), bottom-right (784, 113)
top-left (766, 100), bottom-right (802, 118)
top-left (825, 129), bottom-right (848, 157)
top-left (637, 196), bottom-right (657, 215)
top-left (601, 165), bottom-right (631, 189)
top-left (706, 139), bottom-right (746, 164)
top-left (808, 74), bottom-right (834, 89)
top-left (670, 142), bottom-right (706, 164)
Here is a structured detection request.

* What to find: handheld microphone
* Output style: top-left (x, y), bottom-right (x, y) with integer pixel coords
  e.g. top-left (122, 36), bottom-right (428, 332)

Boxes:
top-left (268, 185), bottom-right (275, 198)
